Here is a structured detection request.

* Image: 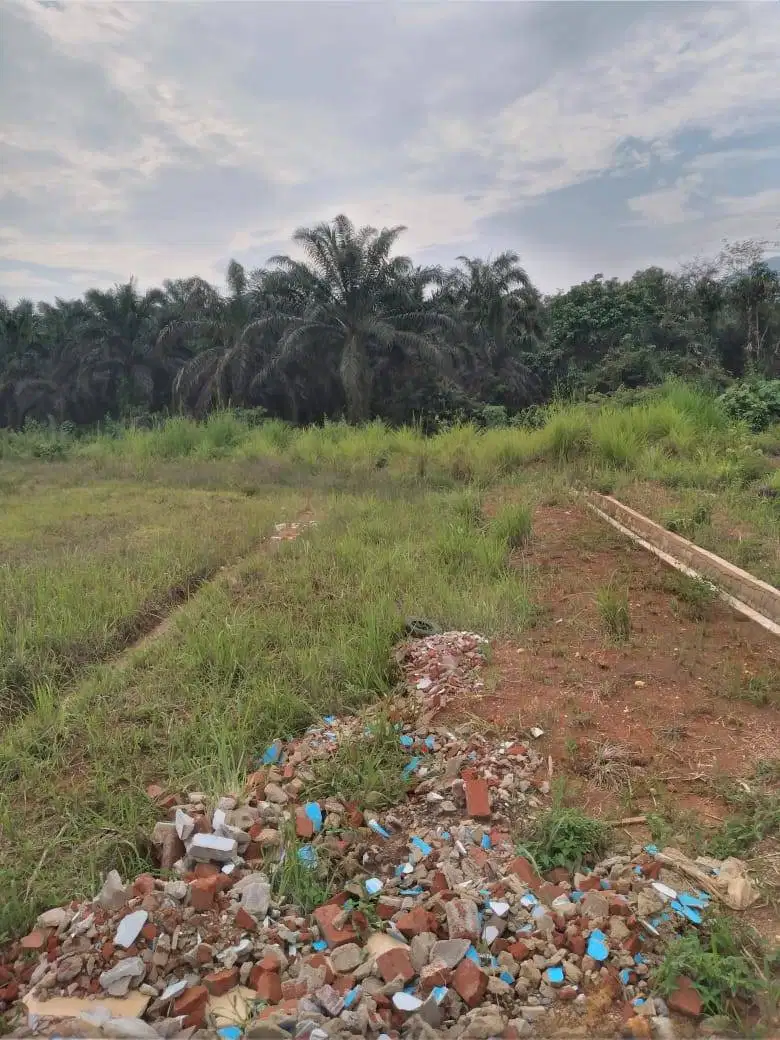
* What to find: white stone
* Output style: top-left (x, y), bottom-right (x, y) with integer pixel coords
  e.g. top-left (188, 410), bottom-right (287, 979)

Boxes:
top-left (188, 832), bottom-right (237, 863)
top-left (115, 910), bottom-right (148, 949)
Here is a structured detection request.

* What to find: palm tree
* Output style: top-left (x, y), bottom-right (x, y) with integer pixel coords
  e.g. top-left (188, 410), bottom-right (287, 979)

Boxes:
top-left (257, 215), bottom-right (454, 423)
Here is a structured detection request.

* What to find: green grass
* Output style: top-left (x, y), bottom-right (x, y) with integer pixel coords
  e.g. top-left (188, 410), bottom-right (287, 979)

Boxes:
top-left (0, 483), bottom-right (300, 720)
top-left (490, 502), bottom-right (533, 549)
top-left (664, 571), bottom-right (717, 620)
top-left (596, 581), bottom-right (631, 642)
top-left (722, 669), bottom-right (780, 709)
top-left (654, 915), bottom-right (778, 1024)
top-left (265, 824), bottom-right (334, 913)
top-left (706, 779), bottom-right (780, 859)
top-left (518, 786), bottom-right (612, 872)
top-left (0, 486), bottom-right (534, 939)
top-left (308, 714), bottom-right (412, 810)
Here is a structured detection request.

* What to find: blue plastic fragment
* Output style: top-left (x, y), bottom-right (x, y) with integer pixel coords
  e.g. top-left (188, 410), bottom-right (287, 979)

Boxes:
top-left (441, 831), bottom-right (451, 841)
top-left (633, 998), bottom-right (645, 1007)
top-left (500, 971), bottom-right (514, 985)
top-left (600, 879), bottom-right (611, 889)
top-left (402, 757), bottom-right (421, 779)
top-left (671, 900), bottom-right (701, 925)
top-left (481, 833), bottom-right (491, 851)
top-left (304, 802), bottom-right (323, 833)
top-left (261, 740), bottom-right (283, 765)
top-left (520, 892), bottom-right (538, 910)
top-left (323, 715), bottom-right (337, 724)
top-left (431, 986), bottom-right (447, 1004)
top-left (365, 878), bottom-right (383, 897)
top-left (218, 1028), bottom-right (241, 1040)
top-left (325, 732), bottom-right (337, 741)
top-left (411, 836), bottom-right (433, 857)
top-left (545, 966), bottom-right (564, 985)
top-left (619, 968), bottom-right (632, 985)
top-left (399, 734), bottom-right (415, 748)
top-left (518, 923), bottom-right (533, 933)
top-left (465, 946), bottom-right (480, 964)
top-left (569, 890), bottom-right (583, 902)
top-left (425, 735), bottom-right (436, 750)
top-left (343, 986), bottom-right (361, 1009)
top-left (634, 866), bottom-right (643, 874)
top-left (644, 843), bottom-right (659, 855)
top-left (531, 905), bottom-right (548, 920)
top-left (400, 886), bottom-right (423, 896)
top-left (368, 820), bottom-right (391, 839)
top-left (587, 929), bottom-right (609, 962)
top-left (312, 940), bottom-right (328, 952)
top-left (634, 953), bottom-right (646, 965)
top-left (297, 845), bottom-right (317, 868)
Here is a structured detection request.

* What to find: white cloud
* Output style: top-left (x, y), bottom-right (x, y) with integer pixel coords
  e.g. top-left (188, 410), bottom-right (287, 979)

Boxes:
top-left (627, 174), bottom-right (705, 226)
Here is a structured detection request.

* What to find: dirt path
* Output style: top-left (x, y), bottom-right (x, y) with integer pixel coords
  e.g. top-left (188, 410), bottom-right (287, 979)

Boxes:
top-left (448, 502), bottom-right (780, 935)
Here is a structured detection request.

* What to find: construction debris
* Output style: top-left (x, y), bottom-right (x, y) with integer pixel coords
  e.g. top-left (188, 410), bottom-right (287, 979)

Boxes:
top-left (0, 631), bottom-right (750, 1039)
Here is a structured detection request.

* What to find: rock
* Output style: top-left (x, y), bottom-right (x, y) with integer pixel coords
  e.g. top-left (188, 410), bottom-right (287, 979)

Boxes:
top-left (189, 832), bottom-right (237, 862)
top-left (506, 1019), bottom-right (533, 1038)
top-left (396, 906), bottom-right (438, 938)
top-left (410, 932), bottom-right (437, 972)
top-left (37, 907), bottom-right (74, 930)
top-left (452, 958), bottom-right (488, 1008)
top-left (152, 821), bottom-right (186, 869)
top-left (650, 1018), bottom-right (677, 1040)
top-left (241, 881), bottom-right (271, 916)
top-left (582, 890), bottom-right (609, 918)
top-left (204, 967), bottom-right (239, 995)
top-left (445, 899), bottom-right (480, 941)
top-left (115, 909), bottom-right (148, 948)
top-left (264, 783), bottom-right (289, 804)
top-left (330, 943), bottom-right (363, 974)
top-left (97, 870), bottom-right (129, 910)
top-left (430, 937), bottom-right (470, 969)
top-left (624, 1016), bottom-right (652, 1039)
top-left (99, 956), bottom-right (146, 996)
top-left (460, 1006), bottom-right (506, 1038)
top-left (667, 976), bottom-right (703, 1018)
top-left (163, 880), bottom-right (188, 901)
top-left (315, 983), bottom-right (345, 1016)
top-left (506, 856), bottom-right (542, 890)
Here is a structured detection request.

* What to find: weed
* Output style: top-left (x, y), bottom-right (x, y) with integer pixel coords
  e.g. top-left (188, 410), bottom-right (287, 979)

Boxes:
top-left (662, 503), bottom-right (712, 538)
top-left (596, 582), bottom-right (631, 642)
top-left (706, 781), bottom-right (780, 859)
top-left (490, 503), bottom-right (533, 549)
top-left (653, 915), bottom-right (777, 1023)
top-left (520, 797), bottom-right (611, 872)
top-left (265, 826), bottom-right (333, 912)
top-left (664, 571), bottom-right (717, 620)
top-left (645, 812), bottom-right (674, 847)
top-left (723, 669), bottom-right (780, 708)
top-left (308, 714), bottom-right (410, 810)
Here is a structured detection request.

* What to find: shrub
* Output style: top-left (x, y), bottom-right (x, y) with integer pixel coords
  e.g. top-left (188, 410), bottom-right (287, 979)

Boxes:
top-left (521, 803), bottom-right (611, 872)
top-left (720, 379), bottom-right (780, 432)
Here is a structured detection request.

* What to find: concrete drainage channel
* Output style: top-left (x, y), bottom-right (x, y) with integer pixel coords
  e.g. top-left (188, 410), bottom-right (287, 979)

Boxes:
top-left (584, 492), bottom-right (780, 637)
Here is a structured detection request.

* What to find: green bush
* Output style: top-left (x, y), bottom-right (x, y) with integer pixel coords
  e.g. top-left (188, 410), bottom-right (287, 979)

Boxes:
top-left (720, 379), bottom-right (780, 432)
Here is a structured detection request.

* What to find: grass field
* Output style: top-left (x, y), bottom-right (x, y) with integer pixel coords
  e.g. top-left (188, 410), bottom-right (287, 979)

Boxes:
top-left (0, 382), bottom-right (778, 942)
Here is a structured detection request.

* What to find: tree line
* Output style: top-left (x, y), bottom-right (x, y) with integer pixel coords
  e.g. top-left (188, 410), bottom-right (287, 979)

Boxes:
top-left (1, 216), bottom-right (778, 429)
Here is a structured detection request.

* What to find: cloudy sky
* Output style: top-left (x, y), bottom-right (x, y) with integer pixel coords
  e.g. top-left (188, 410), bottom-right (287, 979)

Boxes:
top-left (2, 1), bottom-right (780, 302)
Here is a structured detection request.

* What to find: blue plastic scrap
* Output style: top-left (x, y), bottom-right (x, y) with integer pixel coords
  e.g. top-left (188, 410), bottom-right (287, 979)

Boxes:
top-left (218, 1029), bottom-right (241, 1040)
top-left (402, 757), bottom-right (421, 779)
top-left (261, 740), bottom-right (283, 765)
top-left (586, 929), bottom-right (609, 962)
top-left (465, 946), bottom-right (481, 964)
top-left (671, 900), bottom-right (701, 925)
top-left (297, 845), bottom-right (317, 868)
top-left (312, 940), bottom-right (328, 952)
top-left (499, 971), bottom-right (514, 985)
top-left (424, 735), bottom-right (436, 750)
top-left (644, 843), bottom-right (659, 855)
top-left (365, 878), bottom-right (383, 897)
top-left (343, 986), bottom-right (362, 1009)
top-left (679, 892), bottom-right (709, 909)
top-left (399, 734), bottom-right (415, 748)
top-left (520, 893), bottom-right (538, 910)
top-left (323, 715), bottom-right (337, 725)
top-left (400, 886), bottom-right (424, 896)
top-left (619, 968), bottom-right (632, 985)
top-left (545, 966), bottom-right (564, 985)
top-left (480, 833), bottom-right (491, 851)
top-left (431, 986), bottom-right (448, 1004)
top-left (304, 802), bottom-right (323, 833)
top-left (368, 820), bottom-right (391, 839)
top-left (411, 836), bottom-right (433, 857)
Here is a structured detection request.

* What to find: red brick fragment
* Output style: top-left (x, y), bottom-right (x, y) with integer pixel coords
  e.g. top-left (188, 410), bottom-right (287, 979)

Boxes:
top-left (173, 985), bottom-right (208, 1017)
top-left (204, 967), bottom-right (239, 996)
top-left (295, 809), bottom-right (314, 839)
top-left (376, 947), bottom-right (415, 984)
top-left (0, 981), bottom-right (19, 1002)
top-left (507, 940), bottom-right (531, 961)
top-left (190, 876), bottom-right (218, 911)
top-left (452, 957), bottom-right (488, 1008)
top-left (506, 855), bottom-right (542, 890)
top-left (20, 931), bottom-right (46, 950)
top-left (420, 959), bottom-right (451, 992)
top-left (395, 906), bottom-right (438, 938)
top-left (464, 778), bottom-right (491, 818)
top-left (252, 970), bottom-right (282, 1004)
top-left (235, 906), bottom-right (256, 932)
top-left (667, 976), bottom-right (703, 1018)
top-left (313, 904), bottom-right (357, 948)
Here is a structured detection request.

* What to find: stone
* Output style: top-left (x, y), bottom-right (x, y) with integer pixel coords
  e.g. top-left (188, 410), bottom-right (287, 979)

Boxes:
top-left (189, 876), bottom-right (219, 911)
top-left (582, 890), bottom-right (609, 918)
top-left (464, 778), bottom-right (491, 818)
top-left (241, 881), bottom-right (271, 916)
top-left (315, 983), bottom-right (345, 1017)
top-left (189, 832), bottom-right (237, 864)
top-left (99, 957), bottom-right (146, 997)
top-left (152, 821), bottom-right (186, 869)
top-left (506, 856), bottom-right (541, 890)
top-left (37, 907), bottom-right (74, 929)
top-left (115, 909), bottom-right (148, 949)
top-left (376, 947), bottom-right (415, 984)
top-left (313, 904), bottom-right (357, 948)
top-left (97, 870), bottom-right (129, 910)
top-left (461, 1006), bottom-right (506, 1038)
top-left (453, 957), bottom-right (488, 1008)
top-left (419, 959), bottom-right (451, 991)
top-left (445, 898), bottom-right (480, 941)
top-left (410, 932), bottom-right (437, 972)
top-left (330, 942), bottom-right (363, 973)
top-left (624, 1017), bottom-right (652, 1039)
top-left (264, 783), bottom-right (289, 804)
top-left (56, 955), bottom-right (83, 983)
top-left (667, 977), bottom-right (703, 1018)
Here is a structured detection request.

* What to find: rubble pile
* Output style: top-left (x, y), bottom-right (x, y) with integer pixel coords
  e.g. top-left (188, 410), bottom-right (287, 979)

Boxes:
top-left (1, 632), bottom-right (744, 1039)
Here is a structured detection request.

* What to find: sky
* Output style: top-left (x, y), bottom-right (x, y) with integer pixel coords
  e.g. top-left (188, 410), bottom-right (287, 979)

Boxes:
top-left (2, 0), bottom-right (780, 303)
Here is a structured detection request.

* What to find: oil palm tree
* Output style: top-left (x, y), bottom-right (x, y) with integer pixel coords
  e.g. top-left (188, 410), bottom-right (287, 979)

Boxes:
top-left (257, 215), bottom-right (454, 423)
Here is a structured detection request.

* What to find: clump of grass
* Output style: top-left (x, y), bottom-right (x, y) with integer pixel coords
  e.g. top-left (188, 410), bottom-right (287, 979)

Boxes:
top-left (665, 571), bottom-right (717, 620)
top-left (723, 669), bottom-right (780, 708)
top-left (707, 782), bottom-right (780, 859)
top-left (308, 714), bottom-right (411, 810)
top-left (662, 502), bottom-right (712, 538)
top-left (520, 798), bottom-right (611, 872)
top-left (653, 916), bottom-right (777, 1023)
top-left (596, 581), bottom-right (631, 642)
top-left (266, 828), bottom-right (333, 913)
top-left (490, 503), bottom-right (533, 549)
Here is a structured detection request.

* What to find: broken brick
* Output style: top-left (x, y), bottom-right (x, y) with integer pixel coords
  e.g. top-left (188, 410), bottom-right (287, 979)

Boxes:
top-left (313, 903), bottom-right (357, 948)
top-left (173, 985), bottom-right (208, 1017)
top-left (452, 957), bottom-right (488, 1008)
top-left (464, 777), bottom-right (491, 818)
top-left (376, 947), bottom-right (415, 984)
top-left (204, 967), bottom-right (239, 996)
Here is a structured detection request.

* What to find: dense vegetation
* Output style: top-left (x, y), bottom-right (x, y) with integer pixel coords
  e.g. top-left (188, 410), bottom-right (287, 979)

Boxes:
top-left (1, 217), bottom-right (779, 429)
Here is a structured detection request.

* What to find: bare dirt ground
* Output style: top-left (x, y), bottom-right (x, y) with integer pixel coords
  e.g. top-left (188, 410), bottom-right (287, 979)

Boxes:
top-left (449, 501), bottom-right (780, 940)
